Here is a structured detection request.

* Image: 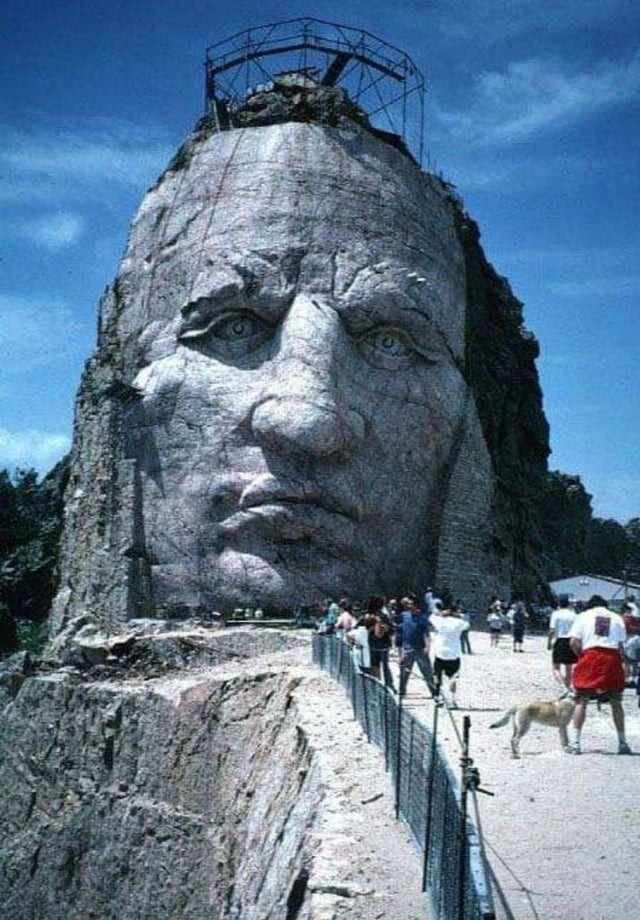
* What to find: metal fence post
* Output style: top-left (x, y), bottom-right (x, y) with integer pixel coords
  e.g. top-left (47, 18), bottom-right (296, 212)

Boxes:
top-left (350, 650), bottom-right (357, 719)
top-left (362, 673), bottom-right (371, 742)
top-left (422, 700), bottom-right (440, 893)
top-left (458, 715), bottom-right (472, 920)
top-left (394, 690), bottom-right (403, 819)
top-left (383, 686), bottom-right (390, 771)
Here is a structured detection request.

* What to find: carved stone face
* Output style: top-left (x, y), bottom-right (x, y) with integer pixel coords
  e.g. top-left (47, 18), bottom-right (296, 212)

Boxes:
top-left (124, 124), bottom-right (473, 612)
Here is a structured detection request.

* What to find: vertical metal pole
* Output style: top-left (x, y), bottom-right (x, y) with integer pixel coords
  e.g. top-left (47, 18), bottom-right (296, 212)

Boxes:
top-left (458, 715), bottom-right (470, 920)
top-left (204, 61), bottom-right (209, 116)
top-left (407, 719), bottom-right (415, 780)
top-left (419, 83), bottom-right (425, 168)
top-left (394, 690), bottom-right (403, 819)
top-left (362, 673), bottom-right (371, 742)
top-left (402, 60), bottom-right (407, 146)
top-left (350, 649), bottom-right (357, 719)
top-left (421, 701), bottom-right (439, 892)
top-left (383, 684), bottom-right (390, 771)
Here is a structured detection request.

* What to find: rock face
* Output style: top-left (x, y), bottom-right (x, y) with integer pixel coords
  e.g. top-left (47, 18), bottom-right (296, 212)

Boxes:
top-left (0, 634), bottom-right (316, 920)
top-left (0, 629), bottom-right (429, 920)
top-left (51, 86), bottom-right (549, 632)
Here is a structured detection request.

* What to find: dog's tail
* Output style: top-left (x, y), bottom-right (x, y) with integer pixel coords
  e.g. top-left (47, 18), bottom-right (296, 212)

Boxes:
top-left (489, 707), bottom-right (517, 729)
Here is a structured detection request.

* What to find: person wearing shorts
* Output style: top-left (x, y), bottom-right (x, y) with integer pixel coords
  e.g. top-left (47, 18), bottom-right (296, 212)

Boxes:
top-left (487, 597), bottom-right (503, 647)
top-left (510, 599), bottom-right (527, 653)
top-left (429, 603), bottom-right (468, 708)
top-left (548, 595), bottom-right (578, 688)
top-left (568, 595), bottom-right (630, 755)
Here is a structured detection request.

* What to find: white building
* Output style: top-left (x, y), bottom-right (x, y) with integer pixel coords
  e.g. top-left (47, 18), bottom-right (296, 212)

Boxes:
top-left (549, 574), bottom-right (640, 608)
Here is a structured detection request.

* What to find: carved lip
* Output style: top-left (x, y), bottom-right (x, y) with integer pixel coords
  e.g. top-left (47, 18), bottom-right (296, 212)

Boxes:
top-left (237, 479), bottom-right (363, 522)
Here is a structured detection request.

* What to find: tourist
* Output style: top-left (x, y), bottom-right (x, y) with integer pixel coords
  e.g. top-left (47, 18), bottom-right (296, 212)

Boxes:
top-left (459, 605), bottom-right (472, 654)
top-left (335, 600), bottom-right (357, 641)
top-left (429, 602), bottom-right (468, 708)
top-left (423, 587), bottom-right (441, 616)
top-left (348, 614), bottom-right (374, 674)
top-left (510, 598), bottom-right (528, 653)
top-left (487, 597), bottom-right (503, 647)
top-left (367, 597), bottom-right (396, 692)
top-left (398, 596), bottom-right (437, 698)
top-left (625, 595), bottom-right (639, 618)
top-left (568, 595), bottom-right (630, 755)
top-left (621, 600), bottom-right (640, 683)
top-left (547, 595), bottom-right (577, 688)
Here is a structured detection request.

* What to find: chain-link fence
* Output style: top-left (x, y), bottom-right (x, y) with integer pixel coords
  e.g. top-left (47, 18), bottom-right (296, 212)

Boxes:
top-left (312, 634), bottom-right (495, 920)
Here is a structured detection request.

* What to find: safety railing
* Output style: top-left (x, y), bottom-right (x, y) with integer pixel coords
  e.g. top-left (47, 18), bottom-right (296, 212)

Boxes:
top-left (312, 634), bottom-right (496, 920)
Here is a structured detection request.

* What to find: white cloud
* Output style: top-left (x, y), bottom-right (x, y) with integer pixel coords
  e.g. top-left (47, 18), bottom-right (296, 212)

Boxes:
top-left (2, 119), bottom-right (174, 184)
top-left (19, 212), bottom-right (85, 250)
top-left (431, 0), bottom-right (637, 44)
top-left (0, 428), bottom-right (70, 474)
top-left (435, 52), bottom-right (640, 146)
top-left (0, 118), bottom-right (175, 206)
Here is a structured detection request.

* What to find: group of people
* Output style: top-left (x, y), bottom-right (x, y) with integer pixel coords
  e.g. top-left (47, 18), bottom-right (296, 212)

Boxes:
top-left (317, 588), bottom-right (639, 756)
top-left (317, 591), bottom-right (471, 708)
top-left (486, 596), bottom-right (528, 651)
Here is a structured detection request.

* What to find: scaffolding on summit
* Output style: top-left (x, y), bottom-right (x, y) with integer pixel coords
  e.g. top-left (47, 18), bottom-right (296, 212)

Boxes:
top-left (203, 17), bottom-right (426, 166)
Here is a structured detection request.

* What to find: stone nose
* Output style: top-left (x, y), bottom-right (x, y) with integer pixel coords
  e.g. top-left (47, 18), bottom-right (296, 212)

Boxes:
top-left (250, 293), bottom-right (366, 459)
top-left (252, 398), bottom-right (365, 458)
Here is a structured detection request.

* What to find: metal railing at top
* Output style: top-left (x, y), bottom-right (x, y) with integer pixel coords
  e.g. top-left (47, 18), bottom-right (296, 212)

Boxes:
top-left (312, 634), bottom-right (496, 920)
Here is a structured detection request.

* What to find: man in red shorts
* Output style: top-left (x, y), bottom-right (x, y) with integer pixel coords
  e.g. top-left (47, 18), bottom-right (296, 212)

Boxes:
top-left (568, 595), bottom-right (630, 755)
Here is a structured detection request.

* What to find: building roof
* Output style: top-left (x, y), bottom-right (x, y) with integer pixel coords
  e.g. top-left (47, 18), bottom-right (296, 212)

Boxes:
top-left (549, 574), bottom-right (640, 604)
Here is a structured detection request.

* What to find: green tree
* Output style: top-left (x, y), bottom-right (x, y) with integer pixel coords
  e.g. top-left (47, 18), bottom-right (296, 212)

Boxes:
top-left (0, 458), bottom-right (69, 630)
top-left (585, 518), bottom-right (629, 579)
top-left (538, 471), bottom-right (593, 578)
top-left (624, 518), bottom-right (640, 583)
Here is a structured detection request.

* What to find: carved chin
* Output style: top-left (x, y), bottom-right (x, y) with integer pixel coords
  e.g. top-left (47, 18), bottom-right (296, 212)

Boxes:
top-left (149, 536), bottom-right (409, 612)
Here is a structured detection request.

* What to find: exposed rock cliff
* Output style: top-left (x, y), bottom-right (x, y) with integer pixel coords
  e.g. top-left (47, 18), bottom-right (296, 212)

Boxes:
top-left (0, 629), bottom-right (428, 920)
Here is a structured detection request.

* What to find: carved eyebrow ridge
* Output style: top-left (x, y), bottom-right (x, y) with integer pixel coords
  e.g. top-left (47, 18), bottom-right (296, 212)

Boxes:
top-left (179, 281), bottom-right (290, 333)
top-left (337, 289), bottom-right (463, 372)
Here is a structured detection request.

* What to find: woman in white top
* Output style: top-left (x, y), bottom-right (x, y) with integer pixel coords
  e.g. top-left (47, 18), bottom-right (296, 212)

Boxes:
top-left (547, 594), bottom-right (577, 688)
top-left (429, 604), bottom-right (468, 708)
top-left (348, 614), bottom-right (374, 673)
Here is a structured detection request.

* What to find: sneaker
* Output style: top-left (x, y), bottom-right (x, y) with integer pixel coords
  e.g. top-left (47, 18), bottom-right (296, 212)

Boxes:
top-left (567, 742), bottom-right (581, 755)
top-left (618, 741), bottom-right (632, 755)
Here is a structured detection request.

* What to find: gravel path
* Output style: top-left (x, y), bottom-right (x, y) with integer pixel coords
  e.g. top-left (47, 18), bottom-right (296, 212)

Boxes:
top-left (292, 662), bottom-right (430, 920)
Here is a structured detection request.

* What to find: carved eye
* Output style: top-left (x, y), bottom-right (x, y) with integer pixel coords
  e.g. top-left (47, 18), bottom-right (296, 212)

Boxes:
top-left (216, 314), bottom-right (262, 341)
top-left (179, 311), bottom-right (274, 359)
top-left (368, 328), bottom-right (413, 357)
top-left (358, 325), bottom-right (424, 368)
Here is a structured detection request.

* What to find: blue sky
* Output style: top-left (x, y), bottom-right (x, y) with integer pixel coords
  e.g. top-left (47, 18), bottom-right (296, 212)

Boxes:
top-left (2, 0), bottom-right (639, 523)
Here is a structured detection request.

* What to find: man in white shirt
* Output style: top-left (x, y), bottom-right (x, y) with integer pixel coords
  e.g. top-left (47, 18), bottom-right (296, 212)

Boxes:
top-left (429, 603), bottom-right (468, 708)
top-left (547, 594), bottom-right (577, 688)
top-left (625, 596), bottom-right (639, 618)
top-left (568, 595), bottom-right (630, 755)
